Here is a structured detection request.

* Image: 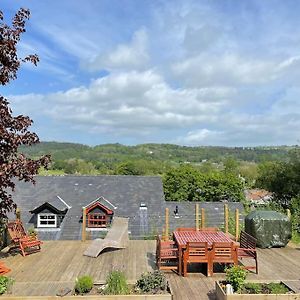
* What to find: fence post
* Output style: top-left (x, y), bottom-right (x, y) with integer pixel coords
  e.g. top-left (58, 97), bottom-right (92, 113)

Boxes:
top-left (235, 209), bottom-right (239, 241)
top-left (224, 204), bottom-right (229, 234)
top-left (165, 208), bottom-right (169, 241)
top-left (195, 204), bottom-right (199, 231)
top-left (286, 209), bottom-right (291, 220)
top-left (201, 208), bottom-right (205, 229)
top-left (82, 207), bottom-right (86, 242)
top-left (16, 207), bottom-right (21, 220)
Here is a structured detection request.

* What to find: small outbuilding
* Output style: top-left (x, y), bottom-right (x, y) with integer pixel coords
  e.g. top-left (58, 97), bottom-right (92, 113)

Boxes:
top-left (245, 210), bottom-right (292, 248)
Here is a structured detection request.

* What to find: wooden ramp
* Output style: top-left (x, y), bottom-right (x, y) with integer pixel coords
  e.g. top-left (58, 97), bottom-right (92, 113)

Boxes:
top-left (83, 217), bottom-right (129, 258)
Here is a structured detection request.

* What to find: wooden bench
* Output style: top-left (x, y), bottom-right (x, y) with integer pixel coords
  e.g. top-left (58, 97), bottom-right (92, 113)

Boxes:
top-left (237, 231), bottom-right (258, 274)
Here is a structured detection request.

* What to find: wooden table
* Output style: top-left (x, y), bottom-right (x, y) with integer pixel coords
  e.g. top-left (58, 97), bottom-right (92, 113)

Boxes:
top-left (173, 230), bottom-right (234, 276)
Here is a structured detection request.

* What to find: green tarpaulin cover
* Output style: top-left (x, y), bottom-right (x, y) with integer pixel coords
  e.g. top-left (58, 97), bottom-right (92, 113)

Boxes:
top-left (245, 210), bottom-right (291, 248)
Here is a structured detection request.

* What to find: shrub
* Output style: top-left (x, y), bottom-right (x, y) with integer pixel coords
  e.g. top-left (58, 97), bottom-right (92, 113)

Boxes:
top-left (225, 265), bottom-right (247, 293)
top-left (28, 227), bottom-right (37, 237)
top-left (0, 276), bottom-right (14, 295)
top-left (267, 282), bottom-right (289, 294)
top-left (74, 275), bottom-right (93, 294)
top-left (241, 282), bottom-right (262, 294)
top-left (103, 270), bottom-right (129, 295)
top-left (136, 270), bottom-right (168, 294)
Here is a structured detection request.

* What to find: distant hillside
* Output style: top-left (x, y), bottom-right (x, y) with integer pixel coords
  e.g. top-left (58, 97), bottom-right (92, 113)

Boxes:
top-left (20, 141), bottom-right (294, 164)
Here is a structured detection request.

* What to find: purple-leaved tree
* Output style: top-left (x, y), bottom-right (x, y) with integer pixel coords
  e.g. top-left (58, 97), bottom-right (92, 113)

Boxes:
top-left (0, 8), bottom-right (50, 218)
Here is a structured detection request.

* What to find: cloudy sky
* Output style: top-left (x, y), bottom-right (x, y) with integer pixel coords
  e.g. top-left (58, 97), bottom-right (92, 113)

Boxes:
top-left (2, 0), bottom-right (300, 146)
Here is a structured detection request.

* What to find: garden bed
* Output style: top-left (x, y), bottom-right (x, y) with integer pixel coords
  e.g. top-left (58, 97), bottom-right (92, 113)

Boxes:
top-left (2, 270), bottom-right (172, 299)
top-left (216, 281), bottom-right (300, 300)
top-left (4, 295), bottom-right (172, 300)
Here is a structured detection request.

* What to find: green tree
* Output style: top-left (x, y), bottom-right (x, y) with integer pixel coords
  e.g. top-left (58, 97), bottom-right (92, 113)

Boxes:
top-left (163, 165), bottom-right (202, 201)
top-left (223, 157), bottom-right (239, 175)
top-left (163, 165), bottom-right (244, 202)
top-left (256, 149), bottom-right (300, 207)
top-left (115, 161), bottom-right (143, 175)
top-left (200, 172), bottom-right (244, 202)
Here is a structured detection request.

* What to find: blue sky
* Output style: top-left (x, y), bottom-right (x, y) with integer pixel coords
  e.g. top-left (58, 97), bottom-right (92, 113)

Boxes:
top-left (2, 0), bottom-right (300, 146)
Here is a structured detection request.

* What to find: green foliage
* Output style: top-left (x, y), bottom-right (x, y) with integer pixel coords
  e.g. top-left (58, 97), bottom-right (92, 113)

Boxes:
top-left (74, 275), bottom-right (93, 294)
top-left (223, 157), bottom-right (240, 176)
top-left (163, 165), bottom-right (202, 201)
top-left (240, 282), bottom-right (290, 294)
top-left (136, 270), bottom-right (168, 294)
top-left (256, 149), bottom-right (300, 207)
top-left (238, 162), bottom-right (258, 187)
top-left (103, 270), bottom-right (129, 295)
top-left (0, 276), bottom-right (14, 295)
top-left (28, 227), bottom-right (37, 237)
top-left (267, 282), bottom-right (289, 294)
top-left (291, 231), bottom-right (300, 244)
top-left (163, 165), bottom-right (244, 202)
top-left (115, 161), bottom-right (143, 175)
top-left (225, 266), bottom-right (247, 292)
top-left (227, 211), bottom-right (244, 237)
top-left (201, 172), bottom-right (245, 202)
top-left (290, 196), bottom-right (300, 234)
top-left (21, 142), bottom-right (292, 165)
top-left (241, 282), bottom-right (262, 294)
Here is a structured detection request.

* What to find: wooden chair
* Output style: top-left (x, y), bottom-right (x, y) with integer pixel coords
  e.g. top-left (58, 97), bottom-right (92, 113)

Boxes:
top-left (0, 261), bottom-right (11, 275)
top-left (176, 227), bottom-right (196, 231)
top-left (237, 231), bottom-right (258, 274)
top-left (183, 242), bottom-right (209, 277)
top-left (156, 236), bottom-right (178, 271)
top-left (210, 242), bottom-right (237, 276)
top-left (7, 220), bottom-right (42, 257)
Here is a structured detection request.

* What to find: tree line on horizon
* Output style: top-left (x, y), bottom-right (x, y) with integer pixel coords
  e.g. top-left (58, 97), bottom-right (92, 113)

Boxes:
top-left (20, 141), bottom-right (295, 175)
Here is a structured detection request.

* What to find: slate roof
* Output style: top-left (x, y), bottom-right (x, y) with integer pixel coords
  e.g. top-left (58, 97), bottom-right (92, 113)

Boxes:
top-left (12, 175), bottom-right (245, 240)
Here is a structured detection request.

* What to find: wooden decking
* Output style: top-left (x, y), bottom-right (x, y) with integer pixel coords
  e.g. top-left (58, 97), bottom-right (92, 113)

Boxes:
top-left (1, 240), bottom-right (156, 296)
top-left (1, 240), bottom-right (300, 299)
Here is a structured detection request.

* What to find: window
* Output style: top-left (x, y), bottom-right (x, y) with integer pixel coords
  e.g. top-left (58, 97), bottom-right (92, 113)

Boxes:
top-left (37, 213), bottom-right (57, 228)
top-left (88, 213), bottom-right (107, 227)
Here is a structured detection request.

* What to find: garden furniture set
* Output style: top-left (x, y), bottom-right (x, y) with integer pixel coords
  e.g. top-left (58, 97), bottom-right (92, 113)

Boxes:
top-left (156, 228), bottom-right (258, 277)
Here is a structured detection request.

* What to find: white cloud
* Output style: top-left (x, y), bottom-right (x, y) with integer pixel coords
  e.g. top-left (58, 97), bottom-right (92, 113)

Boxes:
top-left (172, 54), bottom-right (279, 87)
top-left (85, 29), bottom-right (149, 71)
top-left (9, 70), bottom-right (233, 137)
top-left (4, 0), bottom-right (300, 146)
top-left (177, 129), bottom-right (223, 145)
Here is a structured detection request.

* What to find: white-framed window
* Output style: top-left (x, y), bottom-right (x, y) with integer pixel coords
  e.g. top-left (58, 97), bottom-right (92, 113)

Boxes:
top-left (37, 213), bottom-right (57, 228)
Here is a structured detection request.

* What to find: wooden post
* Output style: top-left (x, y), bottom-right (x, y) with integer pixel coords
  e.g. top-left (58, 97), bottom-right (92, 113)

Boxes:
top-left (165, 208), bottom-right (169, 241)
top-left (195, 204), bottom-right (199, 231)
top-left (286, 209), bottom-right (291, 220)
top-left (82, 208), bottom-right (86, 242)
top-left (235, 208), bottom-right (239, 242)
top-left (201, 208), bottom-right (205, 229)
top-left (16, 207), bottom-right (21, 220)
top-left (224, 204), bottom-right (229, 234)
